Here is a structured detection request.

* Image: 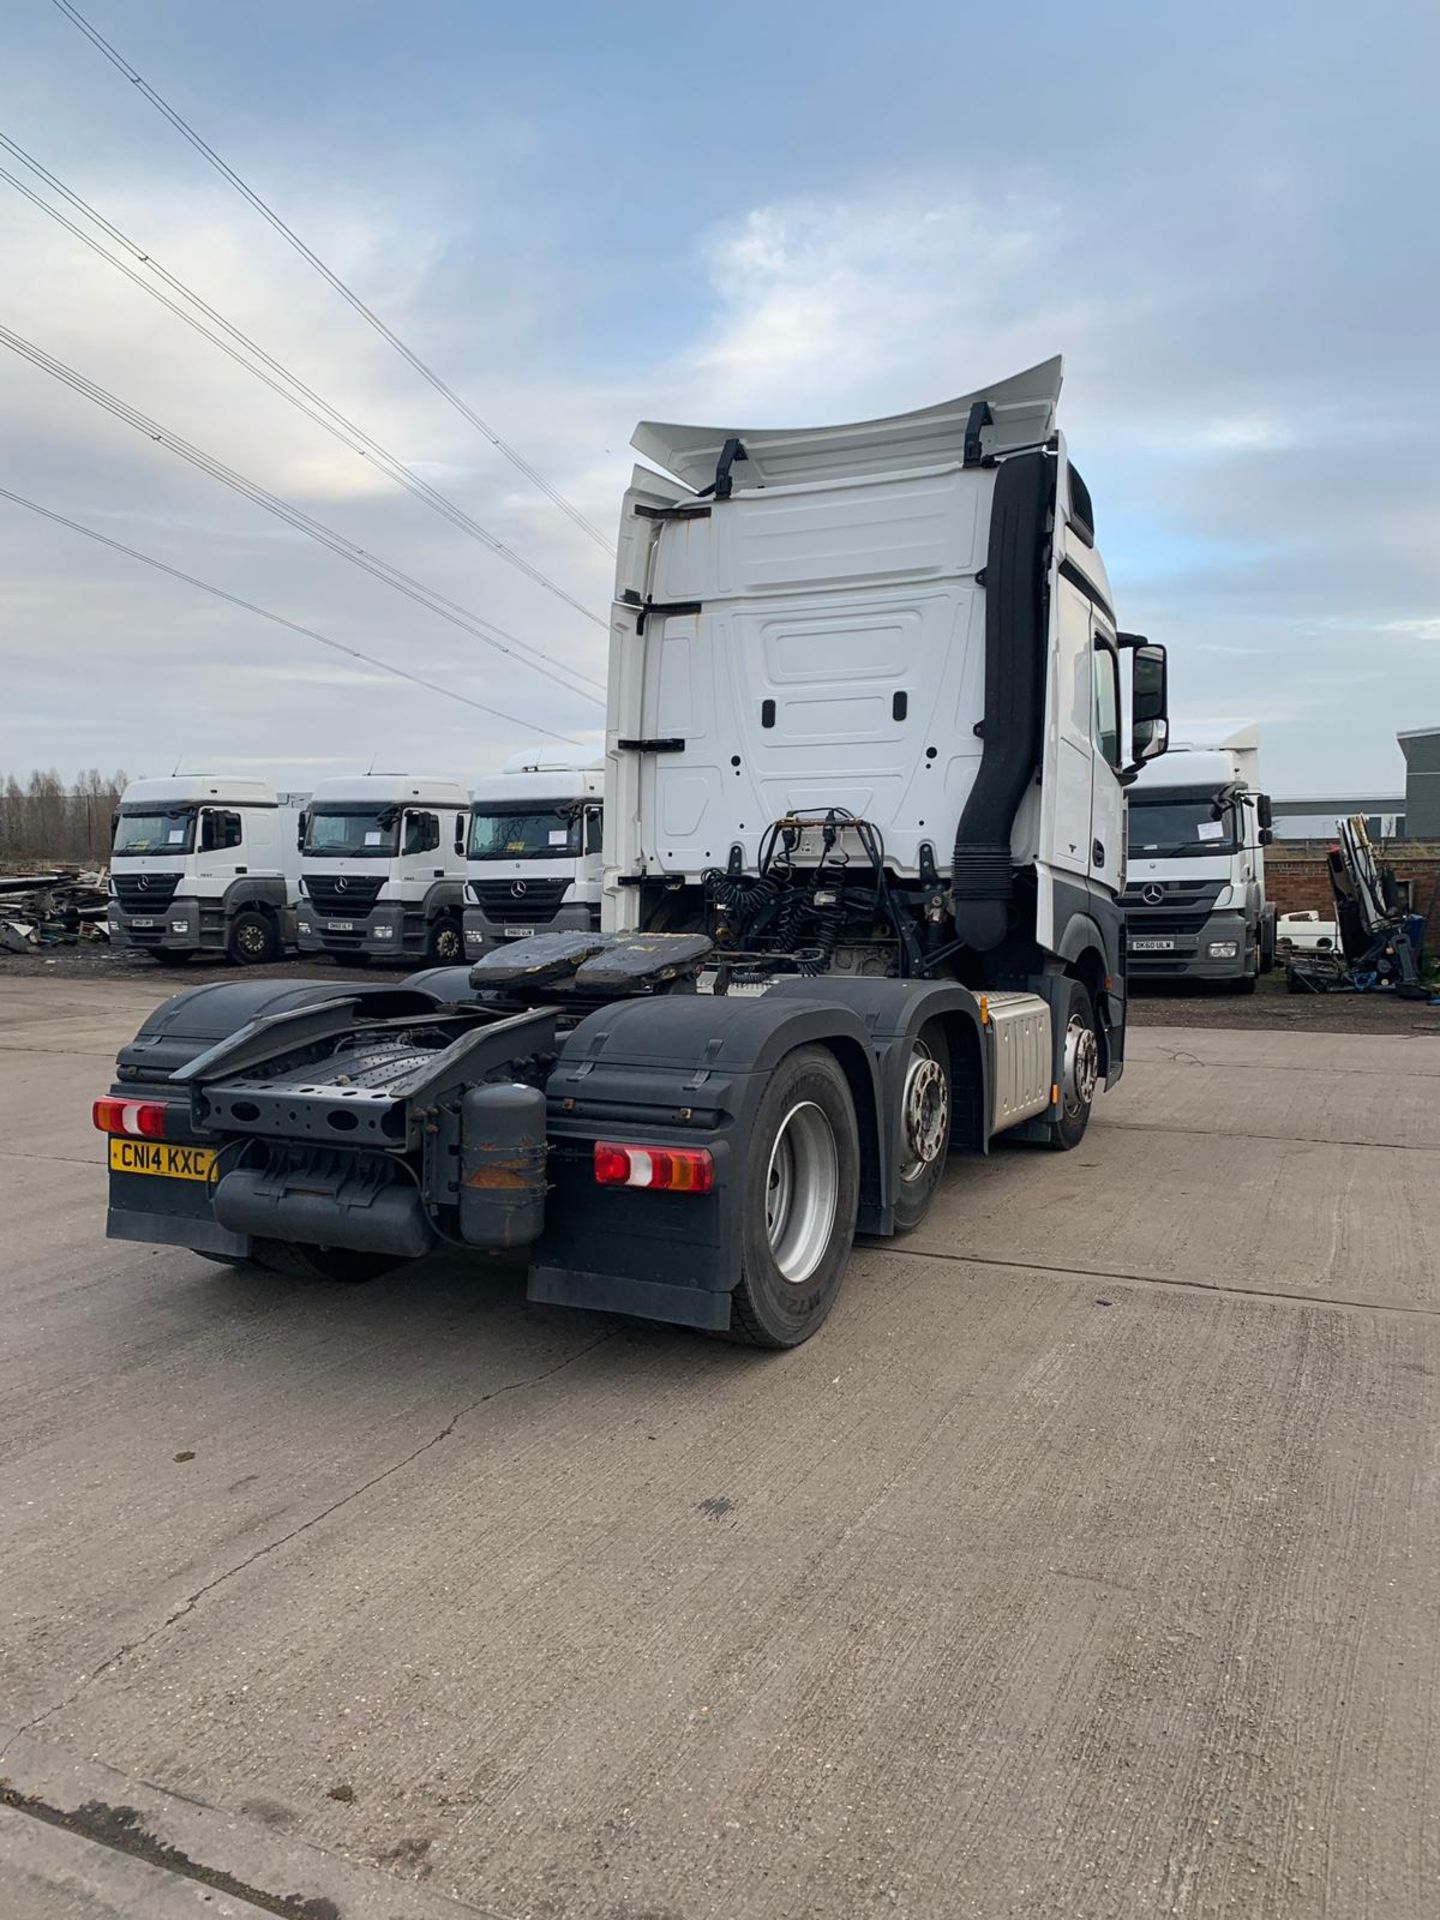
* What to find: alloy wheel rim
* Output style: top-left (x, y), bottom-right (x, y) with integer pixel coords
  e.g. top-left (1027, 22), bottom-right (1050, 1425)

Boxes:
top-left (899, 1040), bottom-right (949, 1183)
top-left (1063, 1014), bottom-right (1098, 1117)
top-left (765, 1101), bottom-right (839, 1285)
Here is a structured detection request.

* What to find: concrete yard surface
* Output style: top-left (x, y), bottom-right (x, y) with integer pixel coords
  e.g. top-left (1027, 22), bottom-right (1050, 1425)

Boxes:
top-left (1, 975), bottom-right (1437, 1919)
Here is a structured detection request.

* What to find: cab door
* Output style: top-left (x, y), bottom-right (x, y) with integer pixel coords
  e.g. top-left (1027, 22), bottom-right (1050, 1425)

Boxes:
top-left (199, 807), bottom-right (245, 881)
top-left (1089, 625), bottom-right (1125, 894)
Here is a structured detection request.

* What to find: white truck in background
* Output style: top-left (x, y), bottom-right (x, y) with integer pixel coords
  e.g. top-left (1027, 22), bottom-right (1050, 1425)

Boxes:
top-left (1123, 724), bottom-right (1275, 991)
top-left (297, 774), bottom-right (469, 967)
top-left (463, 750), bottom-right (604, 958)
top-left (107, 775), bottom-right (303, 965)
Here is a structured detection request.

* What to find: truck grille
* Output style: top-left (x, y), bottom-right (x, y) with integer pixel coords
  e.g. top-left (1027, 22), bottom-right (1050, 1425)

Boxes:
top-left (1122, 879), bottom-right (1224, 937)
top-left (113, 872), bottom-right (181, 912)
top-left (469, 878), bottom-right (570, 923)
top-left (307, 876), bottom-right (384, 916)
top-left (1121, 880), bottom-right (1224, 914)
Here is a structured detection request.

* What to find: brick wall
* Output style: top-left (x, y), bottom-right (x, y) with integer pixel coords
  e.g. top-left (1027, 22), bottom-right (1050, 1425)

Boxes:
top-left (1268, 839), bottom-right (1440, 948)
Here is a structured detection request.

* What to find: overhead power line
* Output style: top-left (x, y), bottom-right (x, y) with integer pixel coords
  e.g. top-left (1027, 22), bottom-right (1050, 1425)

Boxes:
top-left (0, 483), bottom-right (579, 741)
top-left (0, 131), bottom-right (608, 631)
top-left (50, 0), bottom-right (616, 557)
top-left (0, 322), bottom-right (606, 707)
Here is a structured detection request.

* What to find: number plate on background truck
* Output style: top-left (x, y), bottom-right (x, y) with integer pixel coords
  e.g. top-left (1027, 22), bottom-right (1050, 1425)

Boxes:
top-left (503, 926), bottom-right (536, 938)
top-left (327, 921), bottom-right (355, 933)
top-left (1130, 938), bottom-right (1176, 952)
top-left (109, 1139), bottom-right (216, 1180)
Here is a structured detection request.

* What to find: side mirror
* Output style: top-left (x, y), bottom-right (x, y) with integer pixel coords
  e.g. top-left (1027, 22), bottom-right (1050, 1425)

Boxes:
top-left (1257, 794), bottom-right (1273, 831)
top-left (1134, 716), bottom-right (1168, 761)
top-left (1259, 826), bottom-right (1274, 847)
top-left (455, 812), bottom-right (466, 856)
top-left (296, 809), bottom-right (308, 852)
top-left (1132, 643), bottom-right (1168, 726)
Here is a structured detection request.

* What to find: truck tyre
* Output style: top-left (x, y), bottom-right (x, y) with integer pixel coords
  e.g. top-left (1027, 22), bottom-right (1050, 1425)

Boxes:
top-left (426, 914), bottom-right (464, 964)
top-left (726, 1045), bottom-right (859, 1349)
top-left (228, 910), bottom-right (278, 966)
top-left (893, 1020), bottom-right (951, 1233)
top-left (1047, 981), bottom-right (1099, 1151)
top-left (1260, 908), bottom-right (1277, 974)
top-left (251, 1239), bottom-right (403, 1284)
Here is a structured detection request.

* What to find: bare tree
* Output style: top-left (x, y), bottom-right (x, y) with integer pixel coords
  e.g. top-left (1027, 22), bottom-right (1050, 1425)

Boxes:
top-left (0, 769), bottom-right (128, 866)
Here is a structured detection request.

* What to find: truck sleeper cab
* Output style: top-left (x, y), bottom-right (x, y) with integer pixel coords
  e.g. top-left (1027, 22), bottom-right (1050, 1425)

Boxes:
top-left (463, 751), bottom-right (604, 958)
top-left (98, 360), bottom-right (1169, 1348)
top-left (108, 775), bottom-right (301, 966)
top-left (297, 774), bottom-right (468, 967)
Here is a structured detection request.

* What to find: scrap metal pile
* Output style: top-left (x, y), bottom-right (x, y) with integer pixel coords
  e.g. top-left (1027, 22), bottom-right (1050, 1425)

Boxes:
top-left (1285, 819), bottom-right (1426, 997)
top-left (0, 869), bottom-right (110, 955)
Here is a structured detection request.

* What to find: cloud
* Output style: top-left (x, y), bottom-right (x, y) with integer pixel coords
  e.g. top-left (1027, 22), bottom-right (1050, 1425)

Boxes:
top-left (0, 3), bottom-right (1436, 799)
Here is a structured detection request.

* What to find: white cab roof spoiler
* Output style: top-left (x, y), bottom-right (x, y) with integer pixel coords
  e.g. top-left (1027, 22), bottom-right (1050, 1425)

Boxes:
top-left (632, 357), bottom-right (1062, 492)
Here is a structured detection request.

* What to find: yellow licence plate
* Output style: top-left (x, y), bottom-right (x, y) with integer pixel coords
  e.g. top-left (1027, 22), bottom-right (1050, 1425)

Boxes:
top-left (108, 1138), bottom-right (216, 1181)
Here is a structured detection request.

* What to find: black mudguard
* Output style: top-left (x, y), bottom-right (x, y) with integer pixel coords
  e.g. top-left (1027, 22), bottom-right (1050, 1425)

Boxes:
top-left (527, 978), bottom-right (987, 1329)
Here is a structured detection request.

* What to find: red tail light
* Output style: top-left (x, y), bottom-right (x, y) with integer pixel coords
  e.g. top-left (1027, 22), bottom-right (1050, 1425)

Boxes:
top-left (92, 1098), bottom-right (168, 1140)
top-left (594, 1142), bottom-right (714, 1194)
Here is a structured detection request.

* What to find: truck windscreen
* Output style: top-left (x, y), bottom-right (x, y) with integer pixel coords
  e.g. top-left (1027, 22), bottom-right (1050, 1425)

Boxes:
top-left (469, 808), bottom-right (580, 860)
top-left (1127, 798), bottom-right (1239, 858)
top-left (113, 810), bottom-right (195, 855)
top-left (305, 808), bottom-right (398, 856)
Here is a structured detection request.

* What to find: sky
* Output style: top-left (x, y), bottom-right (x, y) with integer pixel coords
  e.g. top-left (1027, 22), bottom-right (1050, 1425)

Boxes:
top-left (0, 0), bottom-right (1435, 797)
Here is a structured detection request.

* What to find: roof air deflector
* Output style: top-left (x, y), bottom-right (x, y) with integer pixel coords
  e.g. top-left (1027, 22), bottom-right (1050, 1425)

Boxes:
top-left (631, 356), bottom-right (1063, 490)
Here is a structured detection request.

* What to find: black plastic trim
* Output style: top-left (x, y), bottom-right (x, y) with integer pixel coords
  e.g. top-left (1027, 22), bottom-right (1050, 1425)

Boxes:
top-left (951, 450), bottom-right (1052, 949)
top-left (1058, 555), bottom-right (1115, 625)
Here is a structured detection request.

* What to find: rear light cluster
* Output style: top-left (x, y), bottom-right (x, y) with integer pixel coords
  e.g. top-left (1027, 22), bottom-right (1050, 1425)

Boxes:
top-left (593, 1142), bottom-right (713, 1194)
top-left (92, 1098), bottom-right (168, 1140)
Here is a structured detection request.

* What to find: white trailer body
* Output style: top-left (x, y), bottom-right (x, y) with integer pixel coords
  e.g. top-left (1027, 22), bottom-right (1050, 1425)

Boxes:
top-left (297, 774), bottom-right (469, 965)
top-left (108, 774), bottom-right (302, 965)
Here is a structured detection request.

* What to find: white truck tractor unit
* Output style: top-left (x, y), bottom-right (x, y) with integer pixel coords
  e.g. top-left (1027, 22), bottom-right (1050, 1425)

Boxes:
top-left (1123, 724), bottom-right (1275, 990)
top-left (107, 775), bottom-right (302, 965)
top-left (97, 358), bottom-right (1170, 1348)
top-left (463, 749), bottom-right (604, 958)
top-left (297, 774), bottom-right (468, 966)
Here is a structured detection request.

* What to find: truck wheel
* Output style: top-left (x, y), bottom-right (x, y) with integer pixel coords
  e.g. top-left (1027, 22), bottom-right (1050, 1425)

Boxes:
top-left (251, 1239), bottom-right (403, 1284)
top-left (427, 915), bottom-right (463, 964)
top-left (893, 1020), bottom-right (951, 1232)
top-left (1047, 982), bottom-right (1099, 1151)
top-left (228, 910), bottom-right (278, 966)
top-left (727, 1045), bottom-right (859, 1348)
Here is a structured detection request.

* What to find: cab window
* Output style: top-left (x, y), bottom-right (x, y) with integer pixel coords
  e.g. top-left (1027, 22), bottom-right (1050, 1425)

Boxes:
top-left (403, 811), bottom-right (440, 856)
top-left (201, 809), bottom-right (243, 851)
top-left (1092, 640), bottom-right (1121, 768)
